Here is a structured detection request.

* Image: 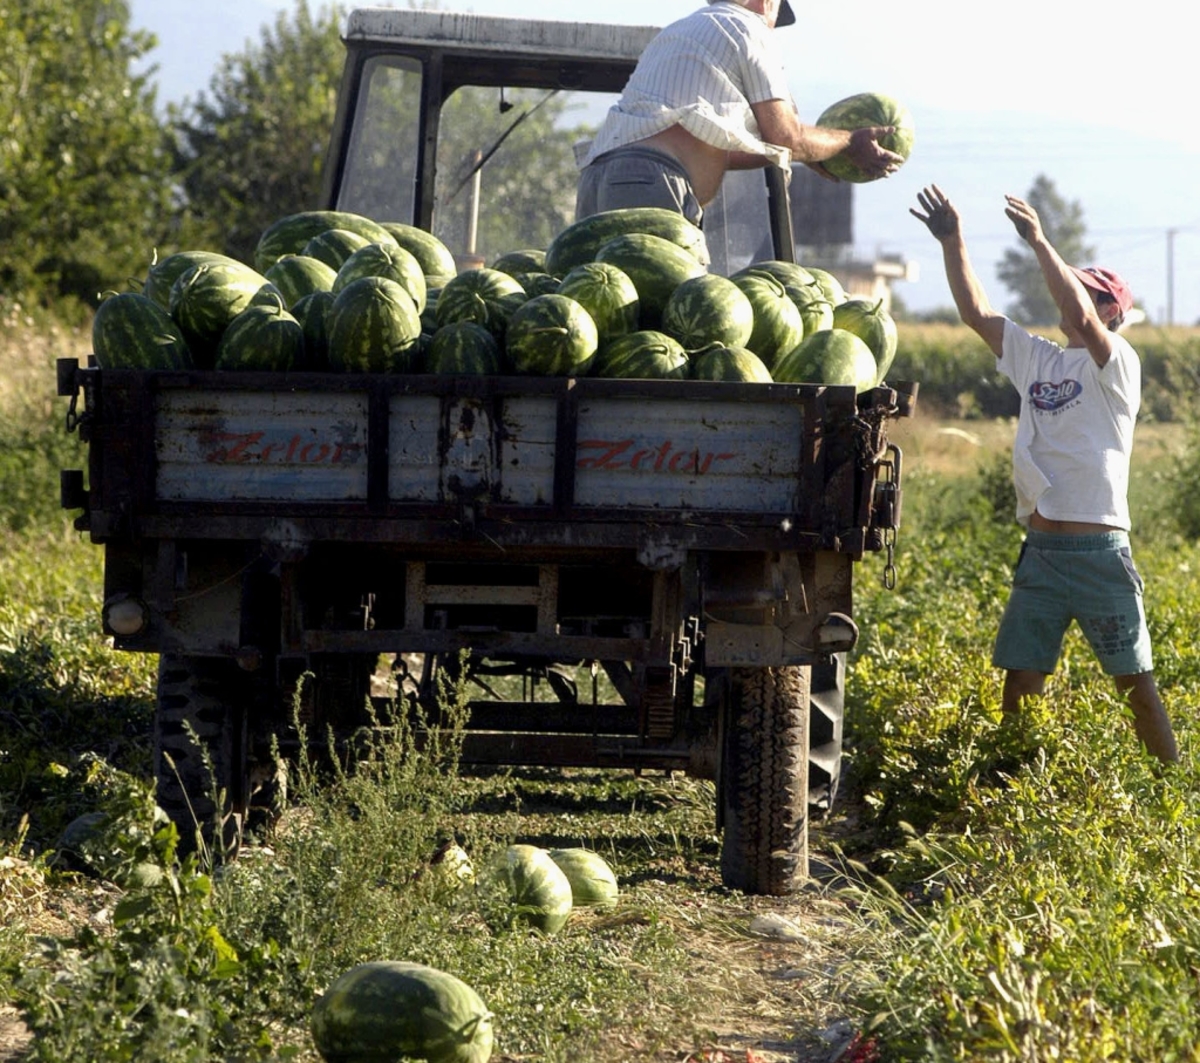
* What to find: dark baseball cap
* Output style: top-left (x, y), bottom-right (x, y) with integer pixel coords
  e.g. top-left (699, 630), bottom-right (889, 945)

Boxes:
top-left (777, 0), bottom-right (796, 25)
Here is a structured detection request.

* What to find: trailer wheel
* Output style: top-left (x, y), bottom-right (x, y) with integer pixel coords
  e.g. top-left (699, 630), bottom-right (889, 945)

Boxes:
top-left (715, 665), bottom-right (810, 896)
top-left (154, 655), bottom-right (256, 855)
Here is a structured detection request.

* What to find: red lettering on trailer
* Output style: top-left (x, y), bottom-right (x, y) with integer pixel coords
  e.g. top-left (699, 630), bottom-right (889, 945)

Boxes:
top-left (201, 430), bottom-right (362, 465)
top-left (576, 439), bottom-right (737, 473)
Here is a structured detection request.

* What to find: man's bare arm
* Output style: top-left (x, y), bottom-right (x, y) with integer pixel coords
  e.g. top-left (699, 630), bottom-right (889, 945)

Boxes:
top-left (750, 98), bottom-right (902, 180)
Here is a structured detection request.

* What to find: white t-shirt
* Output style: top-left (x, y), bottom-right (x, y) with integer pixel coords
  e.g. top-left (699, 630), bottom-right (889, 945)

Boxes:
top-left (581, 1), bottom-right (793, 169)
top-left (997, 318), bottom-right (1141, 530)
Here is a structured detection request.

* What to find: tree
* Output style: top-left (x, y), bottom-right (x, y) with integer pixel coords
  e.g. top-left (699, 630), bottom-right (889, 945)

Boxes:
top-left (0, 0), bottom-right (176, 304)
top-left (996, 174), bottom-right (1094, 325)
top-left (168, 0), bottom-right (346, 265)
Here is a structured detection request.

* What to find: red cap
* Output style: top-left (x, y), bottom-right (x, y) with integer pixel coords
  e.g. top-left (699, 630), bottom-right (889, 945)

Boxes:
top-left (1071, 266), bottom-right (1133, 316)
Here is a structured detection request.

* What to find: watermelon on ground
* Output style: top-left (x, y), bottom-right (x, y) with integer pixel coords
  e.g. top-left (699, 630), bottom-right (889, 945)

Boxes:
top-left (326, 276), bottom-right (422, 373)
top-left (311, 961), bottom-right (493, 1063)
top-left (93, 291), bottom-right (193, 370)
top-left (548, 848), bottom-right (619, 908)
top-left (660, 273), bottom-right (754, 352)
top-left (815, 92), bottom-right (915, 183)
top-left (506, 294), bottom-right (598, 377)
top-left (689, 344), bottom-right (773, 383)
top-left (488, 844), bottom-right (574, 934)
top-left (832, 297), bottom-right (898, 385)
top-left (591, 330), bottom-right (688, 380)
top-left (773, 328), bottom-right (878, 392)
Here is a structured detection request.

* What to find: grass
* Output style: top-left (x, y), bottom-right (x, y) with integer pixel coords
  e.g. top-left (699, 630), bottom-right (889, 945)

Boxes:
top-left (7, 316), bottom-right (1200, 1060)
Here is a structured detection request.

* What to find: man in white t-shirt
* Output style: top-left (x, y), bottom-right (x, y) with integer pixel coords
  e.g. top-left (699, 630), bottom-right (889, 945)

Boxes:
top-left (575, 0), bottom-right (902, 224)
top-left (911, 183), bottom-right (1179, 764)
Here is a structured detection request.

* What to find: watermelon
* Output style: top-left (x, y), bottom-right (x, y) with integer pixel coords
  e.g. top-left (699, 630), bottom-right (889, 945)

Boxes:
top-left (303, 228), bottom-right (373, 273)
top-left (435, 268), bottom-right (527, 342)
top-left (326, 276), bottom-right (422, 373)
top-left (512, 271), bottom-right (561, 297)
top-left (591, 330), bottom-right (688, 380)
top-left (144, 250), bottom-right (244, 311)
top-left (800, 266), bottom-right (847, 307)
top-left (506, 294), bottom-right (598, 377)
top-left (264, 254), bottom-right (337, 308)
top-left (661, 273), bottom-right (754, 352)
top-left (815, 92), bottom-right (915, 183)
top-left (690, 345), bottom-right (773, 383)
top-left (168, 261), bottom-right (280, 367)
top-left (92, 291), bottom-right (193, 370)
top-left (545, 206), bottom-right (710, 276)
top-left (491, 248), bottom-right (547, 276)
top-left (291, 289), bottom-right (335, 371)
top-left (555, 261), bottom-right (639, 342)
top-left (594, 233), bottom-right (708, 330)
top-left (311, 960), bottom-right (493, 1063)
top-left (831, 297), bottom-right (897, 385)
top-left (426, 321), bottom-right (503, 376)
top-left (214, 296), bottom-right (304, 372)
top-left (490, 843), bottom-right (574, 933)
top-left (377, 222), bottom-right (458, 288)
top-left (254, 209), bottom-right (399, 273)
top-left (773, 328), bottom-right (879, 393)
top-left (333, 241), bottom-right (427, 313)
top-left (547, 848), bottom-right (619, 908)
top-left (731, 271), bottom-right (805, 370)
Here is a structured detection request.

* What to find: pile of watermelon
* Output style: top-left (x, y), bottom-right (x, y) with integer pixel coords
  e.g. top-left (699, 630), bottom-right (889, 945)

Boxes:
top-left (94, 206), bottom-right (898, 393)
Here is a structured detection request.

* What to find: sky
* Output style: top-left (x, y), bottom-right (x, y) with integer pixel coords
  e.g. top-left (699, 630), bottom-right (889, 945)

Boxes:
top-left (128, 0), bottom-right (1200, 325)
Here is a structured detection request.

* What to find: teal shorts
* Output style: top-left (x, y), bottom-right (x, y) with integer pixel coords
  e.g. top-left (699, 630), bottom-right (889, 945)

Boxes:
top-left (992, 529), bottom-right (1153, 677)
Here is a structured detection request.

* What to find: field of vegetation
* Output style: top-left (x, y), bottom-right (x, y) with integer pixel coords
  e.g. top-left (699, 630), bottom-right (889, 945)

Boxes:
top-left (6, 314), bottom-right (1200, 1062)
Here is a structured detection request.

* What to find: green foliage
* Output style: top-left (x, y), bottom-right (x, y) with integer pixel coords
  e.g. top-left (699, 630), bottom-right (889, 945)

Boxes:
top-left (996, 174), bottom-right (1096, 327)
top-left (0, 0), bottom-right (176, 303)
top-left (169, 0), bottom-right (346, 264)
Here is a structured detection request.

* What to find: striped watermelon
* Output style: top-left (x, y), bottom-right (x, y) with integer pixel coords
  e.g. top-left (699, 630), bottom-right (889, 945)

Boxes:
top-left (594, 233), bottom-right (708, 330)
top-left (492, 844), bottom-right (574, 934)
top-left (435, 268), bottom-right (527, 342)
top-left (326, 276), bottom-right (422, 373)
top-left (548, 848), bottom-right (619, 908)
top-left (506, 294), bottom-right (598, 377)
top-left (303, 228), bottom-right (372, 272)
top-left (311, 961), bottom-right (493, 1063)
top-left (731, 271), bottom-right (805, 371)
top-left (491, 248), bottom-right (547, 276)
top-left (513, 272), bottom-right (561, 297)
top-left (545, 206), bottom-right (710, 276)
top-left (591, 330), bottom-right (687, 380)
top-left (690, 344), bottom-right (773, 383)
top-left (214, 297), bottom-right (304, 372)
top-left (426, 321), bottom-right (503, 376)
top-left (815, 92), bottom-right (915, 183)
top-left (556, 262), bottom-right (639, 343)
top-left (168, 261), bottom-right (281, 367)
top-left (253, 209), bottom-right (399, 273)
top-left (773, 328), bottom-right (878, 392)
top-left (92, 291), bottom-right (194, 370)
top-left (660, 273), bottom-right (754, 352)
top-left (377, 222), bottom-right (458, 289)
top-left (333, 241), bottom-right (427, 313)
top-left (799, 265), bottom-right (847, 307)
top-left (264, 254), bottom-right (337, 308)
top-left (144, 250), bottom-right (244, 311)
top-left (832, 297), bottom-right (897, 385)
top-left (291, 289), bottom-right (335, 371)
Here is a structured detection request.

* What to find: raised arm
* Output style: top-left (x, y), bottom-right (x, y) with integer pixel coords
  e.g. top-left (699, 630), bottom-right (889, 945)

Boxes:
top-left (1003, 195), bottom-right (1114, 367)
top-left (910, 185), bottom-right (1006, 357)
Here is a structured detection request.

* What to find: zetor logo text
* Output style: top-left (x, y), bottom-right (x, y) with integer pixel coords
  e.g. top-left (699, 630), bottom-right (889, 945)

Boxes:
top-left (201, 430), bottom-right (364, 465)
top-left (1028, 378), bottom-right (1083, 412)
top-left (576, 438), bottom-right (737, 474)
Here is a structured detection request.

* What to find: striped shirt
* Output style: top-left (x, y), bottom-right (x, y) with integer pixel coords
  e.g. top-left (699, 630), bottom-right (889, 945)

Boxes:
top-left (581, 1), bottom-right (794, 169)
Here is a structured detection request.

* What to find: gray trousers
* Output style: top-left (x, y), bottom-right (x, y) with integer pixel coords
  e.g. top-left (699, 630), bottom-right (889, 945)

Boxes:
top-left (574, 145), bottom-right (703, 225)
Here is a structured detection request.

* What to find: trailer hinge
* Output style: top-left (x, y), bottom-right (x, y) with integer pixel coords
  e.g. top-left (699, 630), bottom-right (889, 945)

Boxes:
top-left (873, 443), bottom-right (902, 590)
